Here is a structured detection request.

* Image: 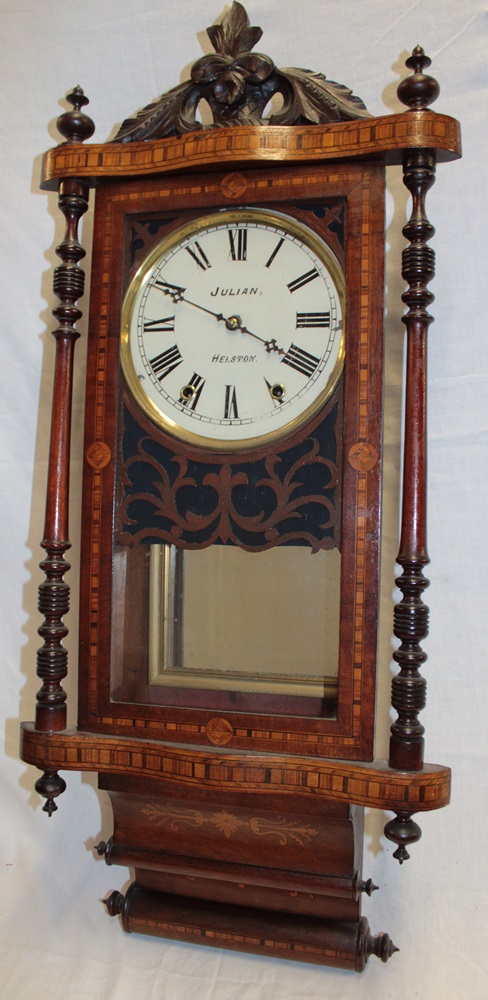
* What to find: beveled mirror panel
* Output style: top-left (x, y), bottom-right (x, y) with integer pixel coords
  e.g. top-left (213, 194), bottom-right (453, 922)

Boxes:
top-left (147, 542), bottom-right (340, 699)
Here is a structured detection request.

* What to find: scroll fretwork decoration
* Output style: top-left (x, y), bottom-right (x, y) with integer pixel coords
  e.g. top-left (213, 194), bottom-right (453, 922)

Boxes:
top-left (385, 47), bottom-right (439, 862)
top-left (113, 2), bottom-right (370, 141)
top-left (118, 403), bottom-right (341, 552)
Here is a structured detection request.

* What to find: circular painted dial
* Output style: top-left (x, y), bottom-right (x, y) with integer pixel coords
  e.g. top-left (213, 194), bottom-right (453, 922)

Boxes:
top-left (121, 208), bottom-right (344, 450)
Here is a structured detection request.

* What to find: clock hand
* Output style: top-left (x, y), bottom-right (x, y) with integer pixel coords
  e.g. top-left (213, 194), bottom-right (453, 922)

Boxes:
top-left (154, 279), bottom-right (226, 322)
top-left (234, 322), bottom-right (285, 355)
top-left (152, 279), bottom-right (186, 303)
top-left (154, 281), bottom-right (286, 354)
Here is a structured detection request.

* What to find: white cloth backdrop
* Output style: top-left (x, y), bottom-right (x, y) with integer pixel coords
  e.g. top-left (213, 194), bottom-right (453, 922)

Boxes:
top-left (1, 1), bottom-right (486, 997)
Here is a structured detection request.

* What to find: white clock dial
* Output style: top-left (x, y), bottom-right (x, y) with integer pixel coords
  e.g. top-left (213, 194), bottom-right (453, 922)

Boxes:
top-left (121, 208), bottom-right (344, 450)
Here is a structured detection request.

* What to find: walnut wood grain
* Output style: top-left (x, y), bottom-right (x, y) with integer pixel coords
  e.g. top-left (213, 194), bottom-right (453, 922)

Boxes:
top-left (97, 778), bottom-right (367, 929)
top-left (103, 847), bottom-right (361, 902)
top-left (132, 868), bottom-right (361, 922)
top-left (39, 113), bottom-right (461, 191)
top-left (103, 786), bottom-right (360, 879)
top-left (104, 885), bottom-right (396, 970)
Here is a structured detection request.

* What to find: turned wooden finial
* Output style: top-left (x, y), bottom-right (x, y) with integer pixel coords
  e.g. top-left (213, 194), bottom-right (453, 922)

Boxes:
top-left (356, 918), bottom-right (399, 970)
top-left (384, 812), bottom-right (422, 863)
top-left (34, 770), bottom-right (66, 816)
top-left (398, 46), bottom-right (440, 110)
top-left (357, 877), bottom-right (379, 896)
top-left (57, 86), bottom-right (95, 143)
top-left (102, 890), bottom-right (125, 917)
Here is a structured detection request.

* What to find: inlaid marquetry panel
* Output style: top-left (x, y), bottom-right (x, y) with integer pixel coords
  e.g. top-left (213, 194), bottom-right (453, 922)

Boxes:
top-left (40, 114), bottom-right (461, 191)
top-left (21, 724), bottom-right (450, 814)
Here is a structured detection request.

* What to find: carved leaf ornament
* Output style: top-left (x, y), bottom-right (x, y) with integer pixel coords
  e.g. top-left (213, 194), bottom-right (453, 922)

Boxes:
top-left (113, 2), bottom-right (370, 140)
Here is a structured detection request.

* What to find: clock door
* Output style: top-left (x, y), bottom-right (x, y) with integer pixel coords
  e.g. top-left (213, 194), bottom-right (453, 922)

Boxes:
top-left (77, 159), bottom-right (385, 764)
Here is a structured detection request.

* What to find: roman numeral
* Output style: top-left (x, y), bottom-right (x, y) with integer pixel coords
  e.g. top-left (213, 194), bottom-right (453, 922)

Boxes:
top-left (228, 228), bottom-right (247, 261)
top-left (265, 238), bottom-right (285, 268)
top-left (282, 344), bottom-right (321, 378)
top-left (296, 312), bottom-right (331, 328)
top-left (143, 316), bottom-right (175, 333)
top-left (287, 268), bottom-right (319, 293)
top-left (224, 384), bottom-right (239, 419)
top-left (149, 344), bottom-right (183, 381)
top-left (181, 372), bottom-right (206, 410)
top-left (186, 241), bottom-right (211, 270)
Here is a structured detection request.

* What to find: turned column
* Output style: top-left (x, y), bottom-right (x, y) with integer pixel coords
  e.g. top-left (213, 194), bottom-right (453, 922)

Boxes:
top-left (34, 88), bottom-right (94, 814)
top-left (386, 48), bottom-right (440, 861)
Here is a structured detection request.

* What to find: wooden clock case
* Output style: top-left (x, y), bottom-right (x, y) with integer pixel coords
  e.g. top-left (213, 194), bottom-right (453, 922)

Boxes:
top-left (20, 3), bottom-right (461, 973)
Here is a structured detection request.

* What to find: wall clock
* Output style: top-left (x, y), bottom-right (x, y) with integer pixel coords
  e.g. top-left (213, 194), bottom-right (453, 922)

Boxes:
top-left (120, 207), bottom-right (345, 450)
top-left (21, 2), bottom-right (461, 973)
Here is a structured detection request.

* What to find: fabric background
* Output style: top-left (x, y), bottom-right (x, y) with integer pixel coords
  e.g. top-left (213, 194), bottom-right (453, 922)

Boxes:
top-left (1, 1), bottom-right (485, 997)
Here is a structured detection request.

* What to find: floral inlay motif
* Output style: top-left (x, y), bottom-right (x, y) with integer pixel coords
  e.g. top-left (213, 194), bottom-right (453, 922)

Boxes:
top-left (208, 810), bottom-right (245, 838)
top-left (141, 801), bottom-right (318, 846)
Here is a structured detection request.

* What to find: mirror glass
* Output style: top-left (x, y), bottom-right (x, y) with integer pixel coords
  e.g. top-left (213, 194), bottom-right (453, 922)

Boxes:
top-left (148, 543), bottom-right (340, 700)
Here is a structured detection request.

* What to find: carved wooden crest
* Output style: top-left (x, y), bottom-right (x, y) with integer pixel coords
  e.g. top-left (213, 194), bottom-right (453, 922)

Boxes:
top-left (113, 2), bottom-right (371, 140)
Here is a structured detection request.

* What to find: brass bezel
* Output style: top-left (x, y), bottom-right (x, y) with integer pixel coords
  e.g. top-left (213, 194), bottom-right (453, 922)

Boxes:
top-left (120, 207), bottom-right (345, 452)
